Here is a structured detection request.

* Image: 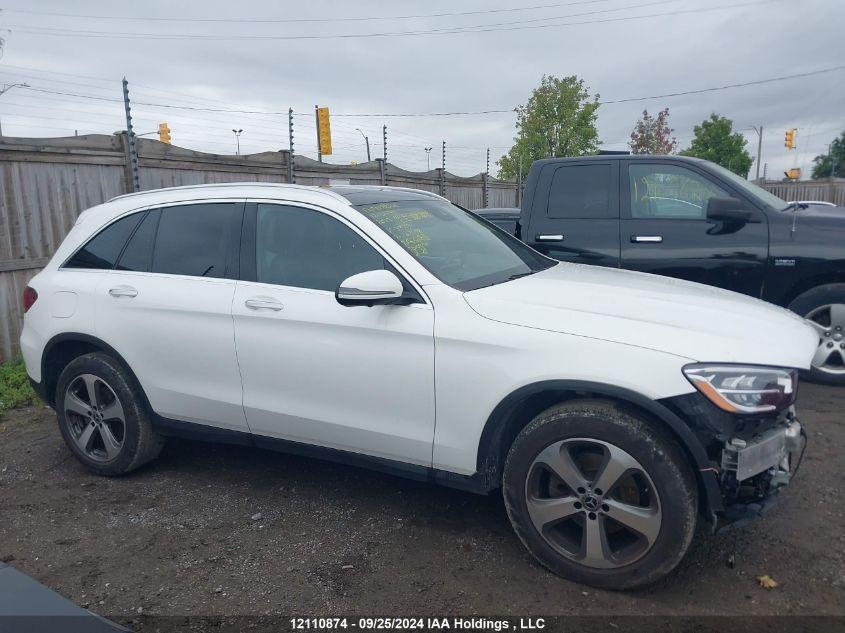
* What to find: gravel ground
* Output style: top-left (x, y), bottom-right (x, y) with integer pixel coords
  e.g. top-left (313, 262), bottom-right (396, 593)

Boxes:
top-left (0, 383), bottom-right (843, 619)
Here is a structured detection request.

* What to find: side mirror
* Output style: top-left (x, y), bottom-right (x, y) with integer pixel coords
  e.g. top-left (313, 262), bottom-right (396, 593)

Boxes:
top-left (336, 269), bottom-right (404, 307)
top-left (706, 197), bottom-right (753, 223)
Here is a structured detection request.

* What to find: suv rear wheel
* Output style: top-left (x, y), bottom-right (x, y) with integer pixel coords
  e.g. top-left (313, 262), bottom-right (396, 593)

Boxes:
top-left (502, 399), bottom-right (697, 590)
top-left (56, 352), bottom-right (164, 476)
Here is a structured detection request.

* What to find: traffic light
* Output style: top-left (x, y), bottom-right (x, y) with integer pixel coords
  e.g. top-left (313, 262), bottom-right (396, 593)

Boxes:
top-left (316, 107), bottom-right (332, 156)
top-left (158, 122), bottom-right (171, 144)
top-left (784, 128), bottom-right (796, 150)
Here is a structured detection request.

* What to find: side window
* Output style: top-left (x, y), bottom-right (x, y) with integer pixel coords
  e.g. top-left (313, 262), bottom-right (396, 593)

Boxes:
top-left (116, 210), bottom-right (159, 272)
top-left (152, 203), bottom-right (236, 278)
top-left (629, 164), bottom-right (728, 219)
top-left (64, 213), bottom-right (143, 270)
top-left (547, 164), bottom-right (614, 219)
top-left (256, 204), bottom-right (385, 292)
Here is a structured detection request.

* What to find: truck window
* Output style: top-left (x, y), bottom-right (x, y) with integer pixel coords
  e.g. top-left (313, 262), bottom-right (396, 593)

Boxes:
top-left (547, 164), bottom-right (614, 219)
top-left (629, 164), bottom-right (728, 219)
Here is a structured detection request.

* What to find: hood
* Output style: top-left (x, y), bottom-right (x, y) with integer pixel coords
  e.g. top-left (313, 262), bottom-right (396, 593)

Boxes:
top-left (464, 263), bottom-right (817, 369)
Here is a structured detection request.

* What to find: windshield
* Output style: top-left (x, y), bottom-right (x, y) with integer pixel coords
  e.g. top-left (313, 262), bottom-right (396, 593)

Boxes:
top-left (707, 162), bottom-right (788, 210)
top-left (354, 198), bottom-right (554, 291)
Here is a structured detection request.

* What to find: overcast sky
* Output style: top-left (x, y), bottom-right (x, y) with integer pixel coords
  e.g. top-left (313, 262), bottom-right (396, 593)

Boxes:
top-left (0, 0), bottom-right (842, 178)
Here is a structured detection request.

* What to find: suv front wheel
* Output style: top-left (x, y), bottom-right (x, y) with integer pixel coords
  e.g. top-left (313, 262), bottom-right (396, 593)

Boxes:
top-left (56, 352), bottom-right (164, 476)
top-left (502, 399), bottom-right (697, 590)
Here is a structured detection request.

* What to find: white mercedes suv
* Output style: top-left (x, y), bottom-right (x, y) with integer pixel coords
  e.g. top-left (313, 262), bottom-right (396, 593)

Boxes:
top-left (20, 183), bottom-right (815, 589)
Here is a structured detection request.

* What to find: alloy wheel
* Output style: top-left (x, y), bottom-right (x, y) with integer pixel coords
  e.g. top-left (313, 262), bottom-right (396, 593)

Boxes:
top-left (806, 304), bottom-right (845, 375)
top-left (525, 438), bottom-right (661, 569)
top-left (64, 373), bottom-right (126, 462)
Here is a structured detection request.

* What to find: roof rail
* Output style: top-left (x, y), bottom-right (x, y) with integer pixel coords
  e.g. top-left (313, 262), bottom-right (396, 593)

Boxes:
top-left (329, 184), bottom-right (447, 201)
top-left (108, 182), bottom-right (349, 204)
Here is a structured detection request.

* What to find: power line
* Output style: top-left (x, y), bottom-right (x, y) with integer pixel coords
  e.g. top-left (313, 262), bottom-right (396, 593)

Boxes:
top-left (15, 63), bottom-right (844, 122)
top-left (599, 64), bottom-right (845, 104)
top-left (2, 0), bottom-right (614, 24)
top-left (7, 0), bottom-right (777, 41)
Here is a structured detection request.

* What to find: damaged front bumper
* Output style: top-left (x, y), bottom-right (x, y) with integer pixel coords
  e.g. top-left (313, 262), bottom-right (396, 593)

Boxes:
top-left (662, 393), bottom-right (807, 530)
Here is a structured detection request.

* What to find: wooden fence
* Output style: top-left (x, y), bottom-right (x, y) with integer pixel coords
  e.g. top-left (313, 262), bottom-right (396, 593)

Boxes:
top-left (0, 134), bottom-right (519, 360)
top-left (760, 179), bottom-right (845, 206)
top-left (3, 133), bottom-right (842, 361)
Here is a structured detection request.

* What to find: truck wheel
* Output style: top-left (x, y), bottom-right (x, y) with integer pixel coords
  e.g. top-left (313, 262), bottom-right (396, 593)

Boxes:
top-left (788, 284), bottom-right (845, 386)
top-left (502, 399), bottom-right (697, 590)
top-left (56, 352), bottom-right (164, 476)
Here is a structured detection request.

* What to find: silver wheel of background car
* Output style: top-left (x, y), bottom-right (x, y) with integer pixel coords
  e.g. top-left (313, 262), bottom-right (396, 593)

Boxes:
top-left (525, 438), bottom-right (661, 570)
top-left (806, 304), bottom-right (845, 376)
top-left (64, 373), bottom-right (126, 462)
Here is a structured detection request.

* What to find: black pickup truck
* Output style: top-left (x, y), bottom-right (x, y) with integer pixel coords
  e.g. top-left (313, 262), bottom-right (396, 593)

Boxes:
top-left (477, 155), bottom-right (845, 384)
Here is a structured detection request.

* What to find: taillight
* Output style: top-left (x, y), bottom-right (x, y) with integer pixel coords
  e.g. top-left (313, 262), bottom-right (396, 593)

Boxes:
top-left (23, 286), bottom-right (38, 313)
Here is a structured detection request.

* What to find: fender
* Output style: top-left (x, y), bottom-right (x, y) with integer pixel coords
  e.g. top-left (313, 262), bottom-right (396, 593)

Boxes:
top-left (475, 379), bottom-right (724, 517)
top-left (40, 332), bottom-right (142, 408)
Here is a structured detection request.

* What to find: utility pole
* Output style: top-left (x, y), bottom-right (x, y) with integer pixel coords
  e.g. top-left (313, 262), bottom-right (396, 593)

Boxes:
top-left (288, 108), bottom-right (295, 183)
top-left (232, 129), bottom-right (243, 155)
top-left (424, 147), bottom-right (432, 171)
top-left (751, 125), bottom-right (763, 182)
top-left (121, 77), bottom-right (140, 193)
top-left (315, 105), bottom-right (322, 162)
top-left (356, 128), bottom-right (371, 162)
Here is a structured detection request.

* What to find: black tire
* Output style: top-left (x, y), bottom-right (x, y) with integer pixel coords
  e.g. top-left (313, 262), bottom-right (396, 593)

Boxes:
top-left (502, 399), bottom-right (697, 590)
top-left (787, 284), bottom-right (845, 386)
top-left (55, 352), bottom-right (164, 476)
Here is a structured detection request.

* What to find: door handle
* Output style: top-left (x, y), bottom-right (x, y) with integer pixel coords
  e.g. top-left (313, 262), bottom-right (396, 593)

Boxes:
top-left (108, 286), bottom-right (138, 298)
top-left (631, 235), bottom-right (663, 243)
top-left (536, 234), bottom-right (564, 242)
top-left (245, 297), bottom-right (284, 311)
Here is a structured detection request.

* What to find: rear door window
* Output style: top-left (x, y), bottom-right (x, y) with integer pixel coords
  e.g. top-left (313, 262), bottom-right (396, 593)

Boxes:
top-left (116, 210), bottom-right (160, 272)
top-left (152, 203), bottom-right (238, 278)
top-left (64, 213), bottom-right (143, 270)
top-left (547, 163), bottom-right (614, 219)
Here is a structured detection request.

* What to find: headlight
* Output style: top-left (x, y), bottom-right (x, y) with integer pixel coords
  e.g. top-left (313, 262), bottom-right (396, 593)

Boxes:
top-left (683, 364), bottom-right (797, 414)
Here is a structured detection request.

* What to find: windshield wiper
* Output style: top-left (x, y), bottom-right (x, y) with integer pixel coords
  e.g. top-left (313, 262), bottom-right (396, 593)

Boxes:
top-left (507, 271), bottom-right (536, 281)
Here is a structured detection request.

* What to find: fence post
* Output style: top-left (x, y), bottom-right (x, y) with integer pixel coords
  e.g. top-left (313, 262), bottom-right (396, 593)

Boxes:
top-left (483, 147), bottom-right (490, 208)
top-left (378, 158), bottom-right (386, 185)
top-left (438, 167), bottom-right (446, 197)
top-left (382, 125), bottom-right (388, 184)
top-left (121, 77), bottom-right (140, 193)
top-left (288, 108), bottom-right (295, 184)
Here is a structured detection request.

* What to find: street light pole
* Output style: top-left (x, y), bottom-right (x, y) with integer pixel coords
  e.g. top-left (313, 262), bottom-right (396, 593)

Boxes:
top-left (356, 128), bottom-right (371, 162)
top-left (424, 147), bottom-right (432, 171)
top-left (232, 129), bottom-right (243, 155)
top-left (0, 83), bottom-right (30, 136)
top-left (750, 125), bottom-right (763, 182)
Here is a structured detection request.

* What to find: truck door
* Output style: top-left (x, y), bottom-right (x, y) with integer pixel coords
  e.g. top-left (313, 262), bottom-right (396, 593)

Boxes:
top-left (523, 160), bottom-right (620, 267)
top-left (619, 160), bottom-right (768, 297)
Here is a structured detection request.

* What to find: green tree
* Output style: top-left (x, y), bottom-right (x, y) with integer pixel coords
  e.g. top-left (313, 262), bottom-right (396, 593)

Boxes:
top-left (811, 130), bottom-right (845, 179)
top-left (497, 75), bottom-right (600, 179)
top-left (680, 114), bottom-right (752, 176)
